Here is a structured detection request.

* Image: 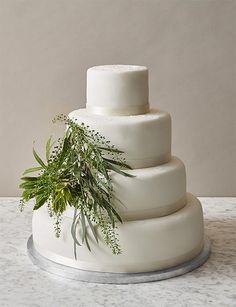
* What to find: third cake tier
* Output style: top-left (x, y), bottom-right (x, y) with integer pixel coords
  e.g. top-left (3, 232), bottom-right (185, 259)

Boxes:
top-left (111, 156), bottom-right (186, 220)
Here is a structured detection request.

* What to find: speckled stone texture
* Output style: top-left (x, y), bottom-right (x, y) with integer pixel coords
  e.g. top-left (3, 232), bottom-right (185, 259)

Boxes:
top-left (0, 197), bottom-right (235, 307)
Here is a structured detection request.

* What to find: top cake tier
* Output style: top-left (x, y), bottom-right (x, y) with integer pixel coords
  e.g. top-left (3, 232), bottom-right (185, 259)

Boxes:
top-left (86, 65), bottom-right (149, 116)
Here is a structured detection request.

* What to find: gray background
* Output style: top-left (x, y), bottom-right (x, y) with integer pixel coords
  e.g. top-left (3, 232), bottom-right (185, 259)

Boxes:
top-left (0, 0), bottom-right (235, 196)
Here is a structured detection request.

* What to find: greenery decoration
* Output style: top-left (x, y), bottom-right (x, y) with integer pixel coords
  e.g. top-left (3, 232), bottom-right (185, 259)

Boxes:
top-left (19, 114), bottom-right (134, 258)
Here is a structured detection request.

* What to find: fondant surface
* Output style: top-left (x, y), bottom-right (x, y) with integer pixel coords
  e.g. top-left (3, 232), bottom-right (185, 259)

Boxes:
top-left (32, 194), bottom-right (204, 273)
top-left (87, 65), bottom-right (149, 116)
top-left (63, 157), bottom-right (186, 221)
top-left (111, 157), bottom-right (186, 220)
top-left (69, 108), bottom-right (171, 169)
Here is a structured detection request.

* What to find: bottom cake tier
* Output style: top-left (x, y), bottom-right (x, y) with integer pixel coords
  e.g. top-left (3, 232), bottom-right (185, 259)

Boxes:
top-left (32, 193), bottom-right (204, 273)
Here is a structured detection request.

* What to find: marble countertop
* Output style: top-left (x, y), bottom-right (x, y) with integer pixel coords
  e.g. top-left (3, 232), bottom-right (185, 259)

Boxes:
top-left (0, 197), bottom-right (235, 307)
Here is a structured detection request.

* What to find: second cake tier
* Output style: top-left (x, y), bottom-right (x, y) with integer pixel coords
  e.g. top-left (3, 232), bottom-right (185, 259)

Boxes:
top-left (69, 108), bottom-right (171, 169)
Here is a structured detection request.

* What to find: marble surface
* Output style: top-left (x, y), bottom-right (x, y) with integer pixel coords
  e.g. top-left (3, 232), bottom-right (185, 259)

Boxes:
top-left (0, 197), bottom-right (235, 307)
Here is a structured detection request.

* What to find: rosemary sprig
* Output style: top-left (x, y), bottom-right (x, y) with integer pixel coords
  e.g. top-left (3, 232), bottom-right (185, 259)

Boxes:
top-left (19, 114), bottom-right (134, 257)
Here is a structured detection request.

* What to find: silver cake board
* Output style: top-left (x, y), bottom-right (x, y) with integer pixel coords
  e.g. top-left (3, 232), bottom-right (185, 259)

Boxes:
top-left (27, 235), bottom-right (210, 284)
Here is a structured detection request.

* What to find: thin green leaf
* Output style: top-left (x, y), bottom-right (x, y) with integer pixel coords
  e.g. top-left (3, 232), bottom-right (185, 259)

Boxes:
top-left (85, 212), bottom-right (98, 243)
top-left (71, 222), bottom-right (82, 246)
top-left (71, 219), bottom-right (81, 246)
top-left (71, 209), bottom-right (82, 250)
top-left (80, 209), bottom-right (86, 243)
top-left (110, 206), bottom-right (123, 224)
top-left (58, 136), bottom-right (70, 165)
top-left (21, 176), bottom-right (38, 181)
top-left (98, 146), bottom-right (124, 154)
top-left (106, 162), bottom-right (135, 178)
top-left (46, 136), bottom-right (55, 161)
top-left (84, 235), bottom-right (91, 251)
top-left (22, 190), bottom-right (34, 202)
top-left (112, 192), bottom-right (126, 207)
top-left (23, 166), bottom-right (43, 175)
top-left (63, 187), bottom-right (73, 204)
top-left (102, 199), bottom-right (122, 225)
top-left (19, 181), bottom-right (37, 189)
top-left (73, 240), bottom-right (77, 260)
top-left (104, 157), bottom-right (132, 169)
top-left (33, 195), bottom-right (48, 210)
top-left (33, 148), bottom-right (47, 168)
top-left (71, 216), bottom-right (81, 261)
top-left (52, 195), bottom-right (66, 214)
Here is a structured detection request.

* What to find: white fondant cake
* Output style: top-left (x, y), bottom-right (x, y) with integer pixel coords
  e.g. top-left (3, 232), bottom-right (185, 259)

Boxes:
top-left (32, 65), bottom-right (205, 274)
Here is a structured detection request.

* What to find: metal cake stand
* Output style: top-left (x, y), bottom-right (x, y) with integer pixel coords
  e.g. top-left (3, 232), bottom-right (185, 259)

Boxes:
top-left (27, 235), bottom-right (210, 284)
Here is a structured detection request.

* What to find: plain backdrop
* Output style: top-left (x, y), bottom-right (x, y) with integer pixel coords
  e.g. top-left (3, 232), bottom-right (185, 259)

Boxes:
top-left (0, 0), bottom-right (235, 196)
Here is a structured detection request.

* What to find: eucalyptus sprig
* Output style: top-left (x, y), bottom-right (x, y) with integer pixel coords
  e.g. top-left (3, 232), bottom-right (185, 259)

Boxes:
top-left (20, 114), bottom-right (134, 257)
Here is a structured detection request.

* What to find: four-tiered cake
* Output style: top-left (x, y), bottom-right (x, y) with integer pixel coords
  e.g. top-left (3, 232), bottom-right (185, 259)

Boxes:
top-left (32, 65), bottom-right (205, 273)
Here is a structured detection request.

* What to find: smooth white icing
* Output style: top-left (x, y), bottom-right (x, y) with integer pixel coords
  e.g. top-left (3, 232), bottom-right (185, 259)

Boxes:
top-left (69, 108), bottom-right (171, 169)
top-left (86, 65), bottom-right (149, 116)
top-left (112, 156), bottom-right (186, 220)
top-left (32, 193), bottom-right (204, 273)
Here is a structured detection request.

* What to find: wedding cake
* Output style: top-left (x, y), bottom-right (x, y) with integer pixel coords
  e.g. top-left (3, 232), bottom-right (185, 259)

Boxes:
top-left (32, 65), bottom-right (205, 273)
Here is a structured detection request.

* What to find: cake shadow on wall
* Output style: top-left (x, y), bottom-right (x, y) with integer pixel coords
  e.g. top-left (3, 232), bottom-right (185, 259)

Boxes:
top-left (22, 65), bottom-right (210, 284)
